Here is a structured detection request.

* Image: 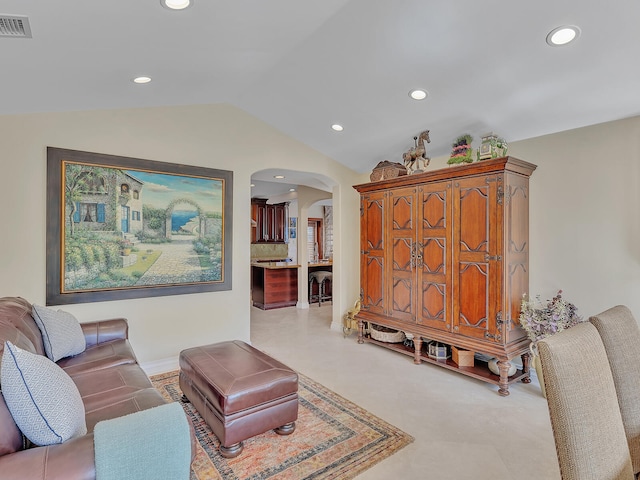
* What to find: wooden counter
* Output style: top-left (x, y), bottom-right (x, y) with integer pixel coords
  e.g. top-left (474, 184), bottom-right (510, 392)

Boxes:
top-left (252, 262), bottom-right (301, 269)
top-left (251, 263), bottom-right (299, 310)
top-left (308, 261), bottom-right (332, 268)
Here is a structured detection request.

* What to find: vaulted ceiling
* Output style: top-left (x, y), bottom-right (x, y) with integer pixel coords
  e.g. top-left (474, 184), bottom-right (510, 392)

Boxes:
top-left (3, 0), bottom-right (639, 176)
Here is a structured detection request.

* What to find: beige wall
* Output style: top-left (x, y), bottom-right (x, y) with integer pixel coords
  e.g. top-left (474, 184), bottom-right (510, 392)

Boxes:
top-left (427, 115), bottom-right (640, 319)
top-left (0, 104), bottom-right (362, 367)
top-left (2, 103), bottom-right (638, 366)
top-left (511, 116), bottom-right (640, 317)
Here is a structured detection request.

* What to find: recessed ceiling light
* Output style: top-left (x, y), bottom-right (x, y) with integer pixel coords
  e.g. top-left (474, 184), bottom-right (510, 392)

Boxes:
top-left (331, 124), bottom-right (344, 132)
top-left (546, 25), bottom-right (580, 46)
top-left (409, 89), bottom-right (428, 100)
top-left (133, 76), bottom-right (151, 84)
top-left (250, 183), bottom-right (255, 187)
top-left (274, 175), bottom-right (285, 179)
top-left (161, 0), bottom-right (192, 10)
top-left (289, 188), bottom-right (296, 192)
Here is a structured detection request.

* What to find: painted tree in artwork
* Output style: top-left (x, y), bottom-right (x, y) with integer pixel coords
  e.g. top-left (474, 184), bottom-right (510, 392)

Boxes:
top-left (65, 164), bottom-right (92, 237)
top-left (64, 164), bottom-right (113, 236)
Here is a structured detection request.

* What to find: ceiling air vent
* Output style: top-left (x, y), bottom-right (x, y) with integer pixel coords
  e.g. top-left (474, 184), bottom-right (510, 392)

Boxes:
top-left (0, 15), bottom-right (32, 38)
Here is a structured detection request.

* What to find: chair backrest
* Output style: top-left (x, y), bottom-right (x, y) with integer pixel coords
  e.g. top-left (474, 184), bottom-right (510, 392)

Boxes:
top-left (538, 322), bottom-right (634, 480)
top-left (590, 305), bottom-right (640, 474)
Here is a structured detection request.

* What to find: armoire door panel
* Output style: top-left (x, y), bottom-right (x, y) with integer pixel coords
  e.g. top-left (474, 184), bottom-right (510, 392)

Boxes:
top-left (417, 181), bottom-right (452, 331)
top-left (391, 275), bottom-right (413, 317)
top-left (418, 281), bottom-right (447, 329)
top-left (360, 192), bottom-right (386, 315)
top-left (457, 262), bottom-right (489, 338)
top-left (422, 190), bottom-right (447, 229)
top-left (390, 236), bottom-right (414, 320)
top-left (392, 237), bottom-right (413, 272)
top-left (365, 198), bottom-right (385, 251)
top-left (364, 256), bottom-right (385, 312)
top-left (458, 185), bottom-right (489, 254)
top-left (506, 183), bottom-right (529, 254)
top-left (388, 188), bottom-right (417, 321)
top-left (507, 262), bottom-right (528, 340)
top-left (504, 173), bottom-right (530, 342)
top-left (453, 176), bottom-right (498, 340)
top-left (422, 238), bottom-right (446, 274)
top-left (391, 190), bottom-right (415, 231)
top-left (390, 246), bottom-right (415, 319)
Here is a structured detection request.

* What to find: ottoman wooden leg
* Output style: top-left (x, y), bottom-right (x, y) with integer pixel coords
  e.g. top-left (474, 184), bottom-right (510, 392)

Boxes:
top-left (274, 421), bottom-right (296, 435)
top-left (219, 442), bottom-right (243, 458)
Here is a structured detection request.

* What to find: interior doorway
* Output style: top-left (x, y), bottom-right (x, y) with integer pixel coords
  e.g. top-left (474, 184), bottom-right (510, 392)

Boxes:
top-left (307, 218), bottom-right (323, 262)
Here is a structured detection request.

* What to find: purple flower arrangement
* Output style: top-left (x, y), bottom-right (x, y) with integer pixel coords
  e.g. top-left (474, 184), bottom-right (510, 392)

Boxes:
top-left (518, 290), bottom-right (584, 344)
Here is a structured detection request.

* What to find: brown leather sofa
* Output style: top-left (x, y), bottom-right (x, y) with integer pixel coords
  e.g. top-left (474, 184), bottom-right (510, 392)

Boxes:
top-left (0, 296), bottom-right (194, 480)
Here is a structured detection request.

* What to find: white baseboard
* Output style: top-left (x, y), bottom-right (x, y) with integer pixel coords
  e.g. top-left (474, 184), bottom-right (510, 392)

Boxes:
top-left (140, 356), bottom-right (179, 376)
top-left (296, 301), bottom-right (310, 309)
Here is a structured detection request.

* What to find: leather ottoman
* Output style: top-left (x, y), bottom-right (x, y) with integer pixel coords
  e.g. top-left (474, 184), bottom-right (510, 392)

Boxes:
top-left (179, 340), bottom-right (298, 458)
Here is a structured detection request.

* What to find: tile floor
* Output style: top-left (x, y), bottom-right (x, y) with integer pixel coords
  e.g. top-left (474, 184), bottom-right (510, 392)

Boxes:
top-left (250, 305), bottom-right (561, 480)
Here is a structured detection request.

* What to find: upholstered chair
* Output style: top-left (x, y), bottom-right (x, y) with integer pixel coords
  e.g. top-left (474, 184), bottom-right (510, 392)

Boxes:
top-left (590, 305), bottom-right (640, 476)
top-left (538, 322), bottom-right (634, 480)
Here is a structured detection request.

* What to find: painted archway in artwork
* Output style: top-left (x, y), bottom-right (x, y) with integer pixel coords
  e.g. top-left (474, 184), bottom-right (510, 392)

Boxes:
top-left (164, 198), bottom-right (204, 239)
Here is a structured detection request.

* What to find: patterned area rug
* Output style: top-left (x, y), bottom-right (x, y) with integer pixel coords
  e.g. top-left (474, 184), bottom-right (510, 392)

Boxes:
top-left (151, 371), bottom-right (413, 480)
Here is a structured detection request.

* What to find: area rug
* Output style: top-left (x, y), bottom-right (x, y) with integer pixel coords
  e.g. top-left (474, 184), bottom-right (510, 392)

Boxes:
top-left (151, 371), bottom-right (413, 480)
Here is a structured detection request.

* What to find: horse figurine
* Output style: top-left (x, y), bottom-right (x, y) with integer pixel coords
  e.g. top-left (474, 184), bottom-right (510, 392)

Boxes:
top-left (403, 130), bottom-right (430, 174)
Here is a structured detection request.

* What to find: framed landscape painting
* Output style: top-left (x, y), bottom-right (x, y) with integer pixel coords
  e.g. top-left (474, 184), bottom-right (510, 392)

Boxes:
top-left (46, 147), bottom-right (233, 305)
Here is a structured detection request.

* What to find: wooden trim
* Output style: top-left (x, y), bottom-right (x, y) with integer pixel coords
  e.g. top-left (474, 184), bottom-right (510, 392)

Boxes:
top-left (354, 156), bottom-right (537, 194)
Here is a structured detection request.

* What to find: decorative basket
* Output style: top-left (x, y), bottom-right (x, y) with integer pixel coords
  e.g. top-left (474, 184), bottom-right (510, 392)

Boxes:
top-left (427, 341), bottom-right (450, 360)
top-left (370, 161), bottom-right (407, 182)
top-left (368, 323), bottom-right (406, 343)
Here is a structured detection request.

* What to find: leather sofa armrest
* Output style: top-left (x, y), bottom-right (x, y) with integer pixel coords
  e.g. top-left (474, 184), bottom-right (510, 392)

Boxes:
top-left (81, 319), bottom-right (129, 348)
top-left (0, 434), bottom-right (96, 480)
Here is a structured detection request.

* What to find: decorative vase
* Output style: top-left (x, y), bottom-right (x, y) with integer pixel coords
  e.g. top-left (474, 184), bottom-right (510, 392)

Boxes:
top-left (487, 358), bottom-right (517, 376)
top-left (530, 343), bottom-right (546, 398)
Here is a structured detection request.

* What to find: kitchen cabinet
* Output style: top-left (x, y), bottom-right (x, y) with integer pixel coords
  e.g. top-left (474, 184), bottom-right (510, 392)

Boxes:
top-left (251, 199), bottom-right (288, 243)
top-left (251, 263), bottom-right (299, 309)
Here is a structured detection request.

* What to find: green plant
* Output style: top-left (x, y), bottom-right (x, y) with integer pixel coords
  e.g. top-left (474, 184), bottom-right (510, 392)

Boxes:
top-left (519, 290), bottom-right (584, 344)
top-left (448, 134), bottom-right (474, 164)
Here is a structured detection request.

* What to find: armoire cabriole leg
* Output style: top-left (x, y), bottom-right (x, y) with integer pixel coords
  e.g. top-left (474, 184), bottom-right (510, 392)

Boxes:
top-left (413, 336), bottom-right (422, 364)
top-left (497, 359), bottom-right (511, 396)
top-left (521, 351), bottom-right (532, 383)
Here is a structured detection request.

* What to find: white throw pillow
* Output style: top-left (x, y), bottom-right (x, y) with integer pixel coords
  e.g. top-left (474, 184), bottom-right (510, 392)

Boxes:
top-left (1, 341), bottom-right (87, 446)
top-left (32, 304), bottom-right (86, 362)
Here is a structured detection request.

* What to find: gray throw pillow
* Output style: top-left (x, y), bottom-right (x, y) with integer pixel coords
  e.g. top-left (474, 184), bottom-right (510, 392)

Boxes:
top-left (32, 304), bottom-right (86, 362)
top-left (1, 341), bottom-right (87, 446)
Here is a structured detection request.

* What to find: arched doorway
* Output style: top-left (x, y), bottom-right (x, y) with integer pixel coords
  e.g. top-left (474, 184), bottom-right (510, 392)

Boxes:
top-left (250, 169), bottom-right (339, 323)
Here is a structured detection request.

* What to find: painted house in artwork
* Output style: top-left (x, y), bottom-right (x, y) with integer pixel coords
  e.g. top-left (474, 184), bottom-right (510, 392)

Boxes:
top-left (67, 167), bottom-right (144, 236)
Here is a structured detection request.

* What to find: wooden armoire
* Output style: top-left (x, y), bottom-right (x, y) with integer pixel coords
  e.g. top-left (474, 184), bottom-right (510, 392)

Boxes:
top-left (353, 157), bottom-right (537, 395)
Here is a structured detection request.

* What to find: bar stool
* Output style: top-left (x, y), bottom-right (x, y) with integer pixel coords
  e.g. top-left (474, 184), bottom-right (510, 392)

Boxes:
top-left (309, 271), bottom-right (332, 306)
